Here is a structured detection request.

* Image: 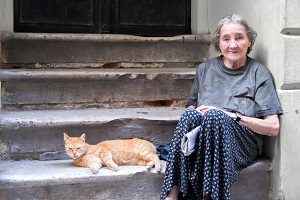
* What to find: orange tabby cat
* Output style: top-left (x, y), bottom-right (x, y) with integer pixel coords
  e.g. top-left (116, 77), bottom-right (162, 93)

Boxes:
top-left (63, 133), bottom-right (161, 174)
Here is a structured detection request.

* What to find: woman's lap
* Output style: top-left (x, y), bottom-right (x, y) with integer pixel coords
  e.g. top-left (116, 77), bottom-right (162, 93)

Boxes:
top-left (161, 109), bottom-right (259, 200)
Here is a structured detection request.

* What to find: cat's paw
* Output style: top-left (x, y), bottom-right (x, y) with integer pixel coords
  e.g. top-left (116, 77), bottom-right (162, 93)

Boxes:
top-left (155, 165), bottom-right (161, 173)
top-left (146, 161), bottom-right (155, 171)
top-left (146, 161), bottom-right (161, 173)
top-left (90, 163), bottom-right (101, 174)
top-left (108, 163), bottom-right (118, 171)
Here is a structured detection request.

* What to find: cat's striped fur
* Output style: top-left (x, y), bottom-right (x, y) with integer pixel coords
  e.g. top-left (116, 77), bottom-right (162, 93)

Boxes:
top-left (63, 133), bottom-right (161, 173)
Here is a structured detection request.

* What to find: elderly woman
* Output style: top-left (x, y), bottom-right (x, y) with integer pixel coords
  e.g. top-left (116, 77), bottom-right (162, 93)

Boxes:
top-left (161, 14), bottom-right (283, 200)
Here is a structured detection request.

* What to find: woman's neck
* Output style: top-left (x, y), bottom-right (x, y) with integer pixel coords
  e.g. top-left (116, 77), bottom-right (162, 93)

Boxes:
top-left (222, 56), bottom-right (247, 69)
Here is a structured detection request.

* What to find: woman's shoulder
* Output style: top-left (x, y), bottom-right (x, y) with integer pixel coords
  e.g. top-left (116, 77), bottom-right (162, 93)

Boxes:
top-left (248, 57), bottom-right (273, 77)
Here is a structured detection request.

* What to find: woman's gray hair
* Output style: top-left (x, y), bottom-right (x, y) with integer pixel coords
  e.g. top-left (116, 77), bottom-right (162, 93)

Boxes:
top-left (212, 14), bottom-right (257, 54)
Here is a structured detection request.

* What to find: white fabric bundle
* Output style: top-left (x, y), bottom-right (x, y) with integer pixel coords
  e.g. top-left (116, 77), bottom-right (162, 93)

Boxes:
top-left (181, 126), bottom-right (200, 156)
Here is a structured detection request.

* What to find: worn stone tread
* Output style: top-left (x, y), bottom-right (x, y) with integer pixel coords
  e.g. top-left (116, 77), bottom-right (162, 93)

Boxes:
top-left (0, 107), bottom-right (185, 161)
top-left (0, 107), bottom-right (186, 130)
top-left (0, 158), bottom-right (271, 200)
top-left (0, 159), bottom-right (167, 188)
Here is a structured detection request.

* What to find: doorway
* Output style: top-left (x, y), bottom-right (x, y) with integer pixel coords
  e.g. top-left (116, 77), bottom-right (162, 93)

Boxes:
top-left (14, 0), bottom-right (191, 36)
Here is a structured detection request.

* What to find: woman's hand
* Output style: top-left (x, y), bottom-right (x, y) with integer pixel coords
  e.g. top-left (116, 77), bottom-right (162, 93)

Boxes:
top-left (195, 105), bottom-right (218, 115)
top-left (186, 105), bottom-right (196, 109)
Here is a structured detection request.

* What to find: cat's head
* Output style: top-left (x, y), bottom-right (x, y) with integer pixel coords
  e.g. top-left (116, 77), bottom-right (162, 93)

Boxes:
top-left (63, 133), bottom-right (87, 159)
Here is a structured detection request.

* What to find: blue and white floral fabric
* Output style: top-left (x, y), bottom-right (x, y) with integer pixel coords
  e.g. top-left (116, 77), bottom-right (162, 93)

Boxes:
top-left (161, 109), bottom-right (259, 200)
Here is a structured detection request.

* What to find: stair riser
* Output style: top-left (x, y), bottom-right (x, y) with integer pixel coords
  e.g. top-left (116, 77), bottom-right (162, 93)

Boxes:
top-left (2, 78), bottom-right (193, 110)
top-left (0, 119), bottom-right (176, 161)
top-left (1, 33), bottom-right (210, 64)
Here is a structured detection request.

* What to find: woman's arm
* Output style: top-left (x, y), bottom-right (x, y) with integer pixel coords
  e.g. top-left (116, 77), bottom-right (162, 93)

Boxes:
top-left (186, 67), bottom-right (200, 107)
top-left (226, 112), bottom-right (280, 136)
top-left (195, 105), bottom-right (280, 136)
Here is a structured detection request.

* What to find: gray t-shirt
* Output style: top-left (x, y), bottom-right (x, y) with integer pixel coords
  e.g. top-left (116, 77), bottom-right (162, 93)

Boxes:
top-left (187, 56), bottom-right (283, 118)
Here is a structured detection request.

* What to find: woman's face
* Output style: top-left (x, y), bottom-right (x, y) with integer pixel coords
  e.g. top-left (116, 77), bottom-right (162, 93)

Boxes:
top-left (219, 23), bottom-right (251, 62)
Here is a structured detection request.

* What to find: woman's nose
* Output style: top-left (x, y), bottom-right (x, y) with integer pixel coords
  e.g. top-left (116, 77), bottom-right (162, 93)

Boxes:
top-left (229, 40), bottom-right (238, 47)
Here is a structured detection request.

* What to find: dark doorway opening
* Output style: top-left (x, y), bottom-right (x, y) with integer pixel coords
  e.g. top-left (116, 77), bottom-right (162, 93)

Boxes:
top-left (14, 0), bottom-right (191, 36)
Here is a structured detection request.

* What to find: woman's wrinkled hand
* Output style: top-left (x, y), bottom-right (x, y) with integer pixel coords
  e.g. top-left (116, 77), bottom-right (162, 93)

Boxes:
top-left (195, 105), bottom-right (218, 115)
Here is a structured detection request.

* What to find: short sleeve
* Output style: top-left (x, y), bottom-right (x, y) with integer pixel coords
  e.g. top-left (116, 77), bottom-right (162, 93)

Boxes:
top-left (255, 78), bottom-right (283, 117)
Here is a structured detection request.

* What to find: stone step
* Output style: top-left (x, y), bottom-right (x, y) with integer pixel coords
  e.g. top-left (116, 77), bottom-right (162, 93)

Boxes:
top-left (0, 107), bottom-right (185, 161)
top-left (0, 158), bottom-right (271, 200)
top-left (1, 32), bottom-right (210, 66)
top-left (0, 68), bottom-right (195, 110)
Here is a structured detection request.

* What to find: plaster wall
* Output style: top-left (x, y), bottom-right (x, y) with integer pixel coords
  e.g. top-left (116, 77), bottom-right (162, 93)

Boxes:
top-left (0, 0), bottom-right (13, 53)
top-left (0, 0), bottom-right (13, 32)
top-left (280, 91), bottom-right (300, 199)
top-left (0, 0), bottom-right (13, 110)
top-left (191, 0), bottom-right (209, 34)
top-left (278, 0), bottom-right (300, 199)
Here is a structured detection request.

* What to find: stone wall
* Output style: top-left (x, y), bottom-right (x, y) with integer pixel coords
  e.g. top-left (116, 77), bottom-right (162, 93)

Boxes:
top-left (278, 0), bottom-right (300, 199)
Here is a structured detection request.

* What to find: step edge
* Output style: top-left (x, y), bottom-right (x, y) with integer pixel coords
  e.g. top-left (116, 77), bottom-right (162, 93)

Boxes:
top-left (1, 32), bottom-right (211, 44)
top-left (0, 68), bottom-right (197, 81)
top-left (0, 107), bottom-right (186, 130)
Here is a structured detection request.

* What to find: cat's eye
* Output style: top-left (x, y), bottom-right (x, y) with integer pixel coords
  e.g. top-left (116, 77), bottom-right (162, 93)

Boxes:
top-left (77, 147), bottom-right (81, 150)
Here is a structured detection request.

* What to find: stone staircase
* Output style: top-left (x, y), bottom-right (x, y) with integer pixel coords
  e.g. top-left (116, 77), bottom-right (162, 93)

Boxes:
top-left (0, 33), bottom-right (272, 199)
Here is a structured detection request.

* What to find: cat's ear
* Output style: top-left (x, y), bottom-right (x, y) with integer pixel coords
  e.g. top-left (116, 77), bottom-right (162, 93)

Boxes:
top-left (63, 133), bottom-right (70, 141)
top-left (80, 133), bottom-right (86, 142)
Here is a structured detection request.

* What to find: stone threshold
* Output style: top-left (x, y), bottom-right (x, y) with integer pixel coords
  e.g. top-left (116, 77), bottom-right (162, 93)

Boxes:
top-left (1, 32), bottom-right (211, 64)
top-left (1, 32), bottom-right (211, 44)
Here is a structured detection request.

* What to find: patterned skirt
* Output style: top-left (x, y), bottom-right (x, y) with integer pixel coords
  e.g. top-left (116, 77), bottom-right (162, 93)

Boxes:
top-left (160, 109), bottom-right (260, 200)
